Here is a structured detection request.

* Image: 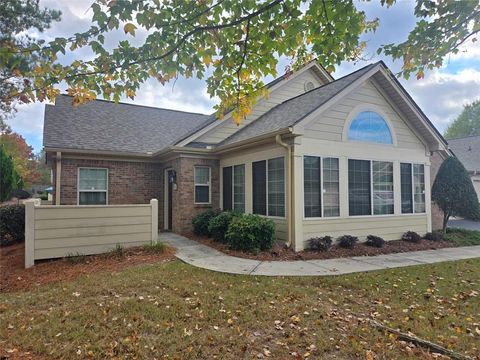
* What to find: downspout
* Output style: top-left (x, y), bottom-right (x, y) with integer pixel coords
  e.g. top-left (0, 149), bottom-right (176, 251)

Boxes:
top-left (275, 134), bottom-right (293, 248)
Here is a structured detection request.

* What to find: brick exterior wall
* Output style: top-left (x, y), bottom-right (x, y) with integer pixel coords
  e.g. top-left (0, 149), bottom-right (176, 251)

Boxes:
top-left (52, 155), bottom-right (219, 235)
top-left (53, 158), bottom-right (161, 206)
top-left (430, 152), bottom-right (445, 231)
top-left (160, 157), bottom-right (220, 233)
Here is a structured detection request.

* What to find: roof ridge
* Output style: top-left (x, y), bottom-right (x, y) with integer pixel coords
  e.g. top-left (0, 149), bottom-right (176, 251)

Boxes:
top-left (58, 94), bottom-right (209, 117)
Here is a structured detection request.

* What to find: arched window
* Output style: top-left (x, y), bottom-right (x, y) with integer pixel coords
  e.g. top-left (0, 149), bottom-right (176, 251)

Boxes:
top-left (348, 111), bottom-right (393, 144)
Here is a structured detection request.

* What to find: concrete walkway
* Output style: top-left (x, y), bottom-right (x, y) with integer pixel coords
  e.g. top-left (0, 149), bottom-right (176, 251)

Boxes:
top-left (160, 233), bottom-right (480, 276)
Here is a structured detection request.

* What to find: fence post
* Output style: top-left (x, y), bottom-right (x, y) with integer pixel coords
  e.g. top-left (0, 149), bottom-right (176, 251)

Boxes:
top-left (24, 199), bottom-right (39, 268)
top-left (150, 199), bottom-right (158, 244)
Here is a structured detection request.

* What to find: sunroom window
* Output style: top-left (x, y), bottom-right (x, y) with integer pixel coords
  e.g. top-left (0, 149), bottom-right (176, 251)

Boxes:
top-left (348, 159), bottom-right (394, 216)
top-left (400, 163), bottom-right (426, 214)
top-left (78, 168), bottom-right (107, 205)
top-left (222, 164), bottom-right (245, 212)
top-left (303, 156), bottom-right (339, 218)
top-left (252, 157), bottom-right (285, 217)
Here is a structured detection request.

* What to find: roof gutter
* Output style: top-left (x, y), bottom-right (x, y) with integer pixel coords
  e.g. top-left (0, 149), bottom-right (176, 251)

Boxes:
top-left (44, 147), bottom-right (153, 159)
top-left (214, 128), bottom-right (294, 154)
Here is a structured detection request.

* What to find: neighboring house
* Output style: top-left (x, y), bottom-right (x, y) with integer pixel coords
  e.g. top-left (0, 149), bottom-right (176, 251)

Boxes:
top-left (448, 135), bottom-right (480, 201)
top-left (43, 61), bottom-right (450, 251)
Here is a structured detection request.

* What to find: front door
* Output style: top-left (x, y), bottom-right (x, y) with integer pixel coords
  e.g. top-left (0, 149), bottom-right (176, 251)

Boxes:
top-left (167, 170), bottom-right (174, 230)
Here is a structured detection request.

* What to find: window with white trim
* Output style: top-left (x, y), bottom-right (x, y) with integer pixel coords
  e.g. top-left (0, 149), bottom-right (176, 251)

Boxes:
top-left (401, 163), bottom-right (425, 213)
top-left (194, 166), bottom-right (211, 204)
top-left (303, 156), bottom-right (339, 218)
top-left (78, 168), bottom-right (107, 205)
top-left (348, 159), bottom-right (394, 216)
top-left (252, 157), bottom-right (285, 217)
top-left (222, 164), bottom-right (245, 212)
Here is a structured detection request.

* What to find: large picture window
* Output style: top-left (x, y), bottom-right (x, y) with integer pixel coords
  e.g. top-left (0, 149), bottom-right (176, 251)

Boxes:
top-left (303, 156), bottom-right (339, 218)
top-left (348, 160), bottom-right (371, 216)
top-left (222, 165), bottom-right (245, 212)
top-left (252, 157), bottom-right (285, 217)
top-left (78, 168), bottom-right (107, 205)
top-left (348, 160), bottom-right (394, 216)
top-left (400, 163), bottom-right (426, 214)
top-left (194, 166), bottom-right (211, 204)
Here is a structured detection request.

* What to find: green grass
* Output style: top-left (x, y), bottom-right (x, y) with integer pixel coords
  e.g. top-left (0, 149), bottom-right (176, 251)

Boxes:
top-left (1, 259), bottom-right (479, 359)
top-left (142, 242), bottom-right (166, 253)
top-left (445, 227), bottom-right (480, 246)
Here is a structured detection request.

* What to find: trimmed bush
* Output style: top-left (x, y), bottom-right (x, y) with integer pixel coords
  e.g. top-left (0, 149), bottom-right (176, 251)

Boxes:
top-left (0, 204), bottom-right (25, 246)
top-left (365, 235), bottom-right (385, 248)
top-left (402, 231), bottom-right (422, 243)
top-left (225, 214), bottom-right (275, 252)
top-left (208, 211), bottom-right (237, 243)
top-left (337, 235), bottom-right (358, 249)
top-left (309, 236), bottom-right (333, 252)
top-left (192, 209), bottom-right (219, 236)
top-left (424, 231), bottom-right (444, 241)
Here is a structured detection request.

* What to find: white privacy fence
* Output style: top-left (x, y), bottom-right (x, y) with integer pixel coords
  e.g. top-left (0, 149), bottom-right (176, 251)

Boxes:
top-left (25, 199), bottom-right (158, 268)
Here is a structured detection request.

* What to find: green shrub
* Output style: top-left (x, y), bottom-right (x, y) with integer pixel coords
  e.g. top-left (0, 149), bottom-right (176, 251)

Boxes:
top-left (445, 228), bottom-right (480, 246)
top-left (337, 235), bottom-right (358, 249)
top-left (225, 214), bottom-right (275, 252)
top-left (424, 231), bottom-right (444, 241)
top-left (192, 209), bottom-right (219, 237)
top-left (0, 204), bottom-right (25, 246)
top-left (308, 236), bottom-right (333, 252)
top-left (365, 235), bottom-right (385, 248)
top-left (208, 212), bottom-right (238, 243)
top-left (402, 231), bottom-right (422, 243)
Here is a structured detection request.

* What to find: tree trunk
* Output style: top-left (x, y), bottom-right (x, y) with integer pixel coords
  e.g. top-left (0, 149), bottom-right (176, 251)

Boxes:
top-left (442, 213), bottom-right (449, 234)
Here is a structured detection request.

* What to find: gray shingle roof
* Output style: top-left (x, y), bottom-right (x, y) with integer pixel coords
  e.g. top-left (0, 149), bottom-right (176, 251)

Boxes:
top-left (219, 63), bottom-right (377, 146)
top-left (448, 136), bottom-right (480, 172)
top-left (43, 95), bottom-right (210, 155)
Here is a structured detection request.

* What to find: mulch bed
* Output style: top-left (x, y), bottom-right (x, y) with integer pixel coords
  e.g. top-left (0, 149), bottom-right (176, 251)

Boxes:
top-left (184, 232), bottom-right (456, 261)
top-left (0, 242), bottom-right (176, 293)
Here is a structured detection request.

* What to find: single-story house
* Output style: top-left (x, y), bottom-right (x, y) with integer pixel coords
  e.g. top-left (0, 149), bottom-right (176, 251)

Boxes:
top-left (448, 135), bottom-right (480, 201)
top-left (43, 61), bottom-right (451, 251)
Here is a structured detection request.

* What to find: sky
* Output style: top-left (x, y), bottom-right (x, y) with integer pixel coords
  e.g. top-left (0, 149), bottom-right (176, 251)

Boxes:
top-left (6, 0), bottom-right (480, 153)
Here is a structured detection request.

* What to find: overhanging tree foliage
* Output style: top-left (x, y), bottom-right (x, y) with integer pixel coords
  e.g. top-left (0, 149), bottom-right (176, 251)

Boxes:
top-left (444, 100), bottom-right (480, 139)
top-left (0, 146), bottom-right (22, 202)
top-left (432, 156), bottom-right (480, 233)
top-left (0, 0), bottom-right (61, 122)
top-left (1, 0), bottom-right (479, 122)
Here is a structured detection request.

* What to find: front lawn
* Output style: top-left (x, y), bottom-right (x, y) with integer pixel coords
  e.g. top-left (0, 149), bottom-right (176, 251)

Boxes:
top-left (1, 259), bottom-right (479, 359)
top-left (445, 227), bottom-right (480, 246)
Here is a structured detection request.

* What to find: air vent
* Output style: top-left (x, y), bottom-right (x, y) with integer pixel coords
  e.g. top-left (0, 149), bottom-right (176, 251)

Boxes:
top-left (304, 81), bottom-right (315, 92)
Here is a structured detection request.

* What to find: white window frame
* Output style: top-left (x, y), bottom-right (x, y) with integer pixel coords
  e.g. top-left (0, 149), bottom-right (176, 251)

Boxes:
top-left (303, 155), bottom-right (341, 220)
top-left (194, 166), bottom-right (211, 205)
top-left (222, 164), bottom-right (246, 212)
top-left (77, 167), bottom-right (108, 205)
top-left (266, 157), bottom-right (286, 219)
top-left (347, 158), bottom-right (394, 218)
top-left (252, 157), bottom-right (287, 219)
top-left (399, 162), bottom-right (426, 215)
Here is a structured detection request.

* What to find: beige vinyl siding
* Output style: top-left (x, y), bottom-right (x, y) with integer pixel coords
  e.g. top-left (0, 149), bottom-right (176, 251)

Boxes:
top-left (30, 204), bottom-right (155, 261)
top-left (220, 143), bottom-right (288, 242)
top-left (305, 80), bottom-right (425, 150)
top-left (302, 214), bottom-right (428, 247)
top-left (197, 70), bottom-right (323, 144)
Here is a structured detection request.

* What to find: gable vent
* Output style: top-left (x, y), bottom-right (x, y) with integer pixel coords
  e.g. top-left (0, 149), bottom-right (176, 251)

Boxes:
top-left (304, 81), bottom-right (315, 92)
